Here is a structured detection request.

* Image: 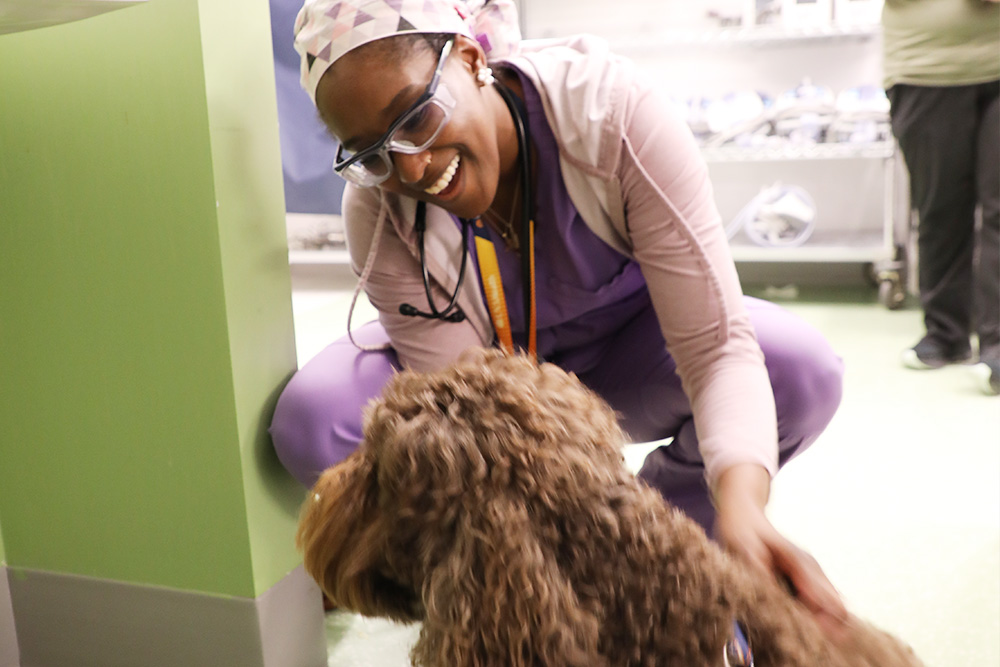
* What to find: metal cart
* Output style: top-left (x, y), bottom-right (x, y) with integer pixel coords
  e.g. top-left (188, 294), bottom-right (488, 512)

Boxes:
top-left (704, 141), bottom-right (909, 308)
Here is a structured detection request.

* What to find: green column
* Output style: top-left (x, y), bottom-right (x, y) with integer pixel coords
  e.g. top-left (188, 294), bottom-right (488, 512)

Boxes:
top-left (1, 511), bottom-right (14, 667)
top-left (0, 0), bottom-right (321, 664)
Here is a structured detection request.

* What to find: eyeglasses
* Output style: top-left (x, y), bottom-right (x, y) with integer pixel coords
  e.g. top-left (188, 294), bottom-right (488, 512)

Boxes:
top-left (333, 37), bottom-right (457, 187)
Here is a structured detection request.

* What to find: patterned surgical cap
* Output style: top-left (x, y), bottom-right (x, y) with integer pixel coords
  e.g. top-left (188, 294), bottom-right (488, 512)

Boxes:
top-left (294, 0), bottom-right (520, 104)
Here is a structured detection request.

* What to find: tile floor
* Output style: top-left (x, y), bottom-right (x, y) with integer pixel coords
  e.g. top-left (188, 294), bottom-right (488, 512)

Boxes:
top-left (289, 264), bottom-right (999, 667)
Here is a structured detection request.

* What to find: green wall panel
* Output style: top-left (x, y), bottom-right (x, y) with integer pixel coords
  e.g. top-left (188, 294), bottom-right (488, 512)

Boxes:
top-left (0, 0), bottom-right (299, 598)
top-left (195, 0), bottom-right (305, 595)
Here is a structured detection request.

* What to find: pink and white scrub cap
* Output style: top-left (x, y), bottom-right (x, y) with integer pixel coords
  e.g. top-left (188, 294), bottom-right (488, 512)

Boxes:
top-left (294, 0), bottom-right (522, 104)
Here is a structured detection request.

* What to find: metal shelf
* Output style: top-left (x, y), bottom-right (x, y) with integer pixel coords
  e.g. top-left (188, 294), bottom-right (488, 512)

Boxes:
top-left (729, 229), bottom-right (892, 263)
top-left (730, 244), bottom-right (890, 263)
top-left (608, 24), bottom-right (879, 53)
top-left (288, 249), bottom-right (352, 266)
top-left (701, 141), bottom-right (893, 163)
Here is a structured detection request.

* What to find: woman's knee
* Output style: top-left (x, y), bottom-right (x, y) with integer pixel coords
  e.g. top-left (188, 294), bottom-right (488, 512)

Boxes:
top-left (270, 329), bottom-right (398, 487)
top-left (749, 299), bottom-right (844, 444)
top-left (772, 343), bottom-right (844, 440)
top-left (270, 371), bottom-right (354, 487)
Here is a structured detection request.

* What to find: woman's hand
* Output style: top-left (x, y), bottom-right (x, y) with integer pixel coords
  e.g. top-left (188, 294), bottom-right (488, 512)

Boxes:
top-left (713, 463), bottom-right (849, 638)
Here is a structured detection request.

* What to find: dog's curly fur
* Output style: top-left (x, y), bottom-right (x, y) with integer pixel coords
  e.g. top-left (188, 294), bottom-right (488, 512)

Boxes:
top-left (297, 349), bottom-right (923, 667)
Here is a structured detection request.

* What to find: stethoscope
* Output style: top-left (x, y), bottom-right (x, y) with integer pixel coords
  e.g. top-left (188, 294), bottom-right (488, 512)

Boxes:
top-left (398, 199), bottom-right (471, 323)
top-left (399, 76), bottom-right (534, 339)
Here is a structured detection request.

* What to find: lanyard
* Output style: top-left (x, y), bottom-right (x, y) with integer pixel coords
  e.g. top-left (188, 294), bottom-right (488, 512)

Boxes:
top-left (472, 218), bottom-right (536, 357)
top-left (472, 76), bottom-right (537, 358)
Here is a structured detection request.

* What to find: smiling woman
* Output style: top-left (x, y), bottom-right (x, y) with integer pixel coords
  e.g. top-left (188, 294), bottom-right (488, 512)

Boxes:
top-left (272, 0), bottom-right (854, 651)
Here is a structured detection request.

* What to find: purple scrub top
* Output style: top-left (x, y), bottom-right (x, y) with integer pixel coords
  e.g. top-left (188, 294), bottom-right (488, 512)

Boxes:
top-left (462, 66), bottom-right (652, 373)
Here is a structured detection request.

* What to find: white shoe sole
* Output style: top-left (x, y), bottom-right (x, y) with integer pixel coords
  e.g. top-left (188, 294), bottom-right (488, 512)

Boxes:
top-left (900, 348), bottom-right (972, 371)
top-left (901, 349), bottom-right (937, 370)
top-left (972, 363), bottom-right (1000, 396)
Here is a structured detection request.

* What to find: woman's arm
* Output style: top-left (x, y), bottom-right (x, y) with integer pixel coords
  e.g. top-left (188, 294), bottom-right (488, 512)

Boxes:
top-left (617, 79), bottom-right (847, 633)
top-left (618, 82), bottom-right (778, 484)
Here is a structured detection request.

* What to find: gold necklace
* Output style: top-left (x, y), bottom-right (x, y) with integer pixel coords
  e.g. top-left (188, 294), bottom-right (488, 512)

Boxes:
top-left (483, 174), bottom-right (521, 251)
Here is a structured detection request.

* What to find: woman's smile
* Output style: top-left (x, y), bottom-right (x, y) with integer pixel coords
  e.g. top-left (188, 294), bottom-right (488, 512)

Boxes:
top-left (424, 153), bottom-right (461, 197)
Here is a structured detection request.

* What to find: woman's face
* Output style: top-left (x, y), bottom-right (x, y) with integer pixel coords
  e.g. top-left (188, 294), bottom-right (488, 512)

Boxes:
top-left (316, 36), bottom-right (507, 221)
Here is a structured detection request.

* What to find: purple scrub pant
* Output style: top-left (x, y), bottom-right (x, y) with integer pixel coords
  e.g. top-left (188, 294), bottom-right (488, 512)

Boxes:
top-left (270, 297), bottom-right (844, 533)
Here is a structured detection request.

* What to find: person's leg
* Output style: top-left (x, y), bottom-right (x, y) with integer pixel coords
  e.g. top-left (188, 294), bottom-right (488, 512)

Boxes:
top-left (972, 81), bottom-right (1000, 394)
top-left (577, 297), bottom-right (843, 533)
top-left (974, 81), bottom-right (999, 361)
top-left (269, 321), bottom-right (400, 488)
top-left (889, 84), bottom-right (979, 363)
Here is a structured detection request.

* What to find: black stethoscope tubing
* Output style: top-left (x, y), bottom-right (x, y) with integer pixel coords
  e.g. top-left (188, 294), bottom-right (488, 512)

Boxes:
top-left (398, 200), bottom-right (470, 323)
top-left (399, 75), bottom-right (533, 335)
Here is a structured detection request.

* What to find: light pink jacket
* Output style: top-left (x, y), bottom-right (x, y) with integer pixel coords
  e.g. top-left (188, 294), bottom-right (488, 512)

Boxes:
top-left (342, 35), bottom-right (779, 484)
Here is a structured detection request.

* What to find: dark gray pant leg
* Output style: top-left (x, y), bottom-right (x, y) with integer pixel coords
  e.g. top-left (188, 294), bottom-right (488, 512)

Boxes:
top-left (975, 82), bottom-right (1000, 360)
top-left (889, 84), bottom-right (979, 350)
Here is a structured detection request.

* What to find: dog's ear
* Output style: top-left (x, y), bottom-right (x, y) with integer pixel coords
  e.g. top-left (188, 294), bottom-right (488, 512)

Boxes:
top-left (412, 496), bottom-right (609, 667)
top-left (296, 452), bottom-right (419, 622)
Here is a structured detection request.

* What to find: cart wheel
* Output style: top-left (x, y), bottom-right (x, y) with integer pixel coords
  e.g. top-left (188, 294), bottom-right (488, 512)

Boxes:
top-left (878, 274), bottom-right (905, 310)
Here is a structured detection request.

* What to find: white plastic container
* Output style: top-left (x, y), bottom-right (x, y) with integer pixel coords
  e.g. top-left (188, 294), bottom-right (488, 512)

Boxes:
top-left (833, 0), bottom-right (884, 27)
top-left (781, 0), bottom-right (832, 28)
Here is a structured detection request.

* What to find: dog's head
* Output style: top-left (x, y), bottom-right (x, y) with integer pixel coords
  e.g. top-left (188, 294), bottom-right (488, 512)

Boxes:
top-left (297, 349), bottom-right (629, 665)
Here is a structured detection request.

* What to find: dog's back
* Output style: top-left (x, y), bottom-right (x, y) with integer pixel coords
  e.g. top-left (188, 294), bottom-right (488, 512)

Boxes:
top-left (299, 350), bottom-right (923, 667)
top-left (544, 467), bottom-right (924, 666)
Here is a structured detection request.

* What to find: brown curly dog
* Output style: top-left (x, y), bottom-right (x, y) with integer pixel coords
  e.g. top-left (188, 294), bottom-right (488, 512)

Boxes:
top-left (297, 349), bottom-right (923, 667)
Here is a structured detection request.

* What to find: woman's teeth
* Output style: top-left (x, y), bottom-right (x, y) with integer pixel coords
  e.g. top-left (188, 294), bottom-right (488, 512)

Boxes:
top-left (424, 154), bottom-right (460, 195)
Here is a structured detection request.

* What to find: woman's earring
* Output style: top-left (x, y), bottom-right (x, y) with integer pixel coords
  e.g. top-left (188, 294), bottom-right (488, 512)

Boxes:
top-left (476, 66), bottom-right (495, 86)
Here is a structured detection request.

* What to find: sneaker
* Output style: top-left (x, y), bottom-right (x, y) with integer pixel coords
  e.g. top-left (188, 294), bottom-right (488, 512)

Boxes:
top-left (972, 360), bottom-right (1000, 396)
top-left (901, 337), bottom-right (972, 370)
